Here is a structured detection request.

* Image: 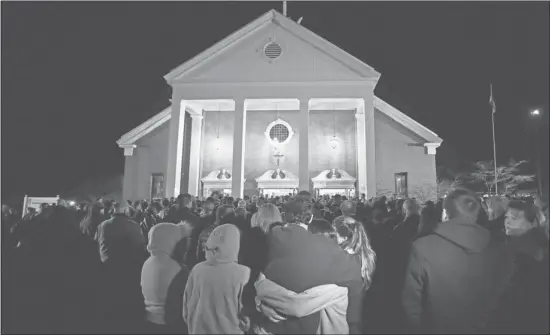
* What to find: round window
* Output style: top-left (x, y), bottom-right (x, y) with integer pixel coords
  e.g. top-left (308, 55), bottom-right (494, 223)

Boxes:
top-left (269, 124), bottom-right (290, 143)
top-left (265, 119), bottom-right (294, 145)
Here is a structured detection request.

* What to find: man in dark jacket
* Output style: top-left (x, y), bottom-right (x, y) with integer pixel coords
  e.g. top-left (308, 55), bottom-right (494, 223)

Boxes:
top-left (165, 194), bottom-right (199, 225)
top-left (262, 199), bottom-right (363, 334)
top-left (401, 188), bottom-right (513, 334)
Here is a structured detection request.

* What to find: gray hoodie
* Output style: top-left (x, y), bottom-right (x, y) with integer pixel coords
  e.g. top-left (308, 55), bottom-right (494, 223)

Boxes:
top-left (183, 224), bottom-right (251, 334)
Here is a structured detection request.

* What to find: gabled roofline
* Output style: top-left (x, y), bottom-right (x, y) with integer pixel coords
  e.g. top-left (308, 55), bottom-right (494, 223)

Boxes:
top-left (164, 9), bottom-right (381, 84)
top-left (116, 107), bottom-right (172, 147)
top-left (117, 96), bottom-right (442, 148)
top-left (374, 96), bottom-right (443, 144)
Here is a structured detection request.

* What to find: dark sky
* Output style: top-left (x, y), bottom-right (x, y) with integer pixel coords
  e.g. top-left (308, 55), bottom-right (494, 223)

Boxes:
top-left (2, 1), bottom-right (549, 201)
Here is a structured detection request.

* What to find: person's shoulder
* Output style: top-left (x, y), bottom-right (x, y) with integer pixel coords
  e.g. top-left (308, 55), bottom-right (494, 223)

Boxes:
top-left (411, 233), bottom-right (442, 254)
top-left (230, 263), bottom-right (251, 281)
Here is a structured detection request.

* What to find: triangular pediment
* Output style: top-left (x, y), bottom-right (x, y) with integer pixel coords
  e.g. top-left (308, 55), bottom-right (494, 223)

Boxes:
top-left (165, 10), bottom-right (380, 84)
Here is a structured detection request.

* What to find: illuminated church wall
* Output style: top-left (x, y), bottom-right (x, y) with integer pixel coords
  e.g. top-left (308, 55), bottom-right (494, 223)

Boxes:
top-left (243, 111), bottom-right (300, 196)
top-left (374, 110), bottom-right (437, 198)
top-left (309, 110), bottom-right (357, 182)
top-left (127, 121), bottom-right (170, 200)
top-left (201, 110), bottom-right (235, 178)
top-left (199, 110), bottom-right (358, 196)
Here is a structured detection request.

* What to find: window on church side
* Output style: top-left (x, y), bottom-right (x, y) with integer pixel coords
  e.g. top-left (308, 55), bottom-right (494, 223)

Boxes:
top-left (151, 173), bottom-right (165, 199)
top-left (395, 172), bottom-right (408, 198)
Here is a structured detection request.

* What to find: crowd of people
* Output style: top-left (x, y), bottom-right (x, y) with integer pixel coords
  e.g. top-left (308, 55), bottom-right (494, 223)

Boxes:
top-left (1, 189), bottom-right (549, 334)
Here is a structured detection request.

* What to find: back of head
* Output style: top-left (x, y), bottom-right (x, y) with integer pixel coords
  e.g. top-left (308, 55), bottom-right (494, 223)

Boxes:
top-left (216, 204), bottom-right (235, 222)
top-left (256, 203), bottom-right (283, 232)
top-left (235, 207), bottom-right (247, 218)
top-left (308, 219), bottom-right (338, 242)
top-left (147, 222), bottom-right (185, 258)
top-left (340, 200), bottom-right (357, 217)
top-left (112, 202), bottom-right (126, 215)
top-left (179, 194), bottom-right (193, 208)
top-left (205, 224), bottom-right (241, 263)
top-left (443, 188), bottom-right (481, 223)
top-left (203, 200), bottom-right (215, 213)
top-left (403, 199), bottom-right (420, 217)
top-left (284, 199), bottom-right (312, 225)
top-left (297, 190), bottom-right (312, 202)
top-left (238, 200), bottom-right (247, 208)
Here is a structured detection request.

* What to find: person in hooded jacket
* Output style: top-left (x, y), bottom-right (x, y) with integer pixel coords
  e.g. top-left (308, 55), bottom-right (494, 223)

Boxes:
top-left (401, 188), bottom-right (513, 334)
top-left (183, 224), bottom-right (251, 334)
top-left (141, 223), bottom-right (189, 334)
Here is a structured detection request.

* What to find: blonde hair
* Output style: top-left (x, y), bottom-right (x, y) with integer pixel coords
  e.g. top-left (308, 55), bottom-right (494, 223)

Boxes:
top-left (257, 203), bottom-right (283, 233)
top-left (333, 216), bottom-right (376, 290)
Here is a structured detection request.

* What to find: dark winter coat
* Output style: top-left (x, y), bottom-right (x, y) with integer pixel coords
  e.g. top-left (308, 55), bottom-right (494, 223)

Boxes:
top-left (401, 217), bottom-right (513, 334)
top-left (492, 229), bottom-right (549, 334)
top-left (263, 224), bottom-right (364, 334)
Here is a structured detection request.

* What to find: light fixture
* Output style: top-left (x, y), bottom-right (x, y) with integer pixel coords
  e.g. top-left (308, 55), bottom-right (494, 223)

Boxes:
top-left (215, 104), bottom-right (221, 151)
top-left (531, 109), bottom-right (541, 116)
top-left (330, 103), bottom-right (338, 149)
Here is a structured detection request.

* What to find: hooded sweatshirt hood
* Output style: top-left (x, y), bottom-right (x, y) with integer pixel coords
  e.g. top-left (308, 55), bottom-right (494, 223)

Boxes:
top-left (205, 224), bottom-right (240, 264)
top-left (433, 217), bottom-right (491, 253)
top-left (147, 222), bottom-right (185, 258)
top-left (142, 222), bottom-right (186, 325)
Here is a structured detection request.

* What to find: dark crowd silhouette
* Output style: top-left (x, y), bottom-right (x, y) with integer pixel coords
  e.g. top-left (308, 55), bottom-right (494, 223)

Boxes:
top-left (2, 189), bottom-right (548, 334)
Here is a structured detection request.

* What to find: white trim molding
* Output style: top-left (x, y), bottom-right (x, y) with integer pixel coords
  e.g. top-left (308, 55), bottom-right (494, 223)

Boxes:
top-left (116, 108), bottom-right (171, 147)
top-left (121, 144), bottom-right (137, 156)
top-left (424, 142), bottom-right (441, 155)
top-left (116, 96), bottom-right (444, 149)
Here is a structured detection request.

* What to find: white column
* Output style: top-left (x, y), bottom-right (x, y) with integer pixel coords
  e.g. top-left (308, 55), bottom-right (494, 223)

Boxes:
top-left (187, 113), bottom-right (203, 197)
top-left (355, 99), bottom-right (368, 197)
top-left (165, 96), bottom-right (187, 198)
top-left (298, 98), bottom-right (310, 192)
top-left (231, 98), bottom-right (247, 199)
top-left (364, 93), bottom-right (377, 198)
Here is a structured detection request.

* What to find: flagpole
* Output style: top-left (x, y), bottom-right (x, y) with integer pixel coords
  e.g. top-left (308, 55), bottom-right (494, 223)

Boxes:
top-left (490, 84), bottom-right (498, 195)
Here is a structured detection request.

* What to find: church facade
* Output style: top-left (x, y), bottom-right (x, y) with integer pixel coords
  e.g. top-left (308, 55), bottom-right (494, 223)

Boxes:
top-left (117, 9), bottom-right (443, 201)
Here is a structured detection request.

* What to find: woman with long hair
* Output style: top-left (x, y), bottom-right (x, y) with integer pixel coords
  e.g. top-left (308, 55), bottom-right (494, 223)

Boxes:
top-left (240, 203), bottom-right (284, 322)
top-left (333, 216), bottom-right (377, 291)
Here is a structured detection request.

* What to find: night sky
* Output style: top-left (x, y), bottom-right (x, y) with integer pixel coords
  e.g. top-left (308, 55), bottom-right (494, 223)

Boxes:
top-left (2, 1), bottom-right (549, 202)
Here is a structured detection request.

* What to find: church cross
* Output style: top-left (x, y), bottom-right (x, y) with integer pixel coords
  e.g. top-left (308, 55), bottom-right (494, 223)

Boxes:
top-left (273, 151), bottom-right (284, 167)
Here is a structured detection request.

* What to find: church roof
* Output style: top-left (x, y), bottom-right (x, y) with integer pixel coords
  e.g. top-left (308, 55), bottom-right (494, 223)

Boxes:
top-left (164, 9), bottom-right (380, 83)
top-left (116, 95), bottom-right (442, 147)
top-left (117, 8), bottom-right (442, 147)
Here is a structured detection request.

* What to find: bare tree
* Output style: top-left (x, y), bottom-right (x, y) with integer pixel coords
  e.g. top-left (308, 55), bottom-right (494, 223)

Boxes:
top-left (470, 159), bottom-right (534, 195)
top-left (410, 183), bottom-right (439, 203)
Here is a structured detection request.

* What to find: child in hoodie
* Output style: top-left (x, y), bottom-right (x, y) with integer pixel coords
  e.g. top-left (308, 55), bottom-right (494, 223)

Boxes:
top-left (141, 223), bottom-right (189, 334)
top-left (183, 224), bottom-right (251, 334)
